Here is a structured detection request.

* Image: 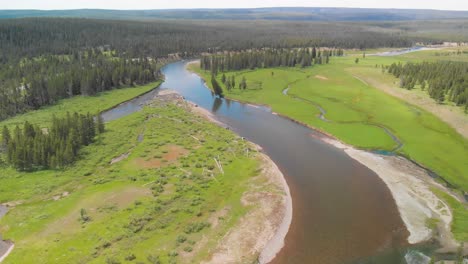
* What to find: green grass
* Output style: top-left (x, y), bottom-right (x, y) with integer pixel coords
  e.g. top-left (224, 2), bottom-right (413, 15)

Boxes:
top-left (190, 59), bottom-right (468, 192)
top-left (0, 88), bottom-right (268, 263)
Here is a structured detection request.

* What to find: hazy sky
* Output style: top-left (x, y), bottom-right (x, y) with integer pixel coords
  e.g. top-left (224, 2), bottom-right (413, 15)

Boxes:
top-left (1, 0), bottom-right (467, 11)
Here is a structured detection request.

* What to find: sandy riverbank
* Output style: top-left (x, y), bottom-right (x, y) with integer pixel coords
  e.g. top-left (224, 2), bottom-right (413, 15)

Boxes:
top-left (157, 90), bottom-right (293, 263)
top-left (0, 241), bottom-right (13, 263)
top-left (320, 136), bottom-right (460, 249)
top-left (0, 205), bottom-right (13, 263)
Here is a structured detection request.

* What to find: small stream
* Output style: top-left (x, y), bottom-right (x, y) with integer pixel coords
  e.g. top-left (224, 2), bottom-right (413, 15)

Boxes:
top-left (282, 87), bottom-right (404, 153)
top-left (102, 61), bottom-right (437, 264)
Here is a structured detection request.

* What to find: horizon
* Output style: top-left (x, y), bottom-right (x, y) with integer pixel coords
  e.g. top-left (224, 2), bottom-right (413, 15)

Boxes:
top-left (2, 6), bottom-right (468, 12)
top-left (1, 0), bottom-right (468, 12)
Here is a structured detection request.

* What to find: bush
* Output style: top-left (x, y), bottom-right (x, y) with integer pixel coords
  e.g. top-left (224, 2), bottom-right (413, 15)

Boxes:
top-left (183, 222), bottom-right (210, 234)
top-left (147, 254), bottom-right (160, 264)
top-left (125, 254), bottom-right (136, 261)
top-left (183, 246), bottom-right (193, 252)
top-left (176, 235), bottom-right (187, 244)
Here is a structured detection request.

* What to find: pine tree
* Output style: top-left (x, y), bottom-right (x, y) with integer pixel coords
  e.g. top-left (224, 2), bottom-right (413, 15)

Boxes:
top-left (221, 73), bottom-right (226, 84)
top-left (2, 125), bottom-right (10, 147)
top-left (241, 77), bottom-right (247, 90)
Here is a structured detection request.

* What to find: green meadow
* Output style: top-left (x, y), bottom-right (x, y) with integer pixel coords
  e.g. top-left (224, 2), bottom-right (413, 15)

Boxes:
top-left (0, 86), bottom-right (267, 263)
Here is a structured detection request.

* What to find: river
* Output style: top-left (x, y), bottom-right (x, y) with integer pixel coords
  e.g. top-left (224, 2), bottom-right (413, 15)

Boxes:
top-left (102, 61), bottom-right (435, 264)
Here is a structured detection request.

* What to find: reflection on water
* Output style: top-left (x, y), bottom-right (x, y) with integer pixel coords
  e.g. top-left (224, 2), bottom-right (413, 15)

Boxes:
top-left (211, 97), bottom-right (223, 113)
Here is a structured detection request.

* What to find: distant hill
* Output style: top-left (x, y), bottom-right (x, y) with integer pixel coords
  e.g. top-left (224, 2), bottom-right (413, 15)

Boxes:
top-left (1, 7), bottom-right (468, 21)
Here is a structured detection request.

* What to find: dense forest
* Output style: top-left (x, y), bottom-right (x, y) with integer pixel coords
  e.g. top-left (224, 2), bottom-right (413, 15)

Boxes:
top-left (0, 18), bottom-right (418, 64)
top-left (200, 48), bottom-right (342, 74)
top-left (0, 18), bottom-right (414, 121)
top-left (1, 112), bottom-right (103, 170)
top-left (388, 61), bottom-right (468, 109)
top-left (0, 49), bottom-right (162, 120)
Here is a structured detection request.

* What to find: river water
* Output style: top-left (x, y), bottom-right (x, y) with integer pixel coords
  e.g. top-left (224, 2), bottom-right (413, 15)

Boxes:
top-left (103, 61), bottom-right (435, 264)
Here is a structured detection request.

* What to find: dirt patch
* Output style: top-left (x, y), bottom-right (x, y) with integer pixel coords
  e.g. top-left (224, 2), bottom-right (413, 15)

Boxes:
top-left (315, 75), bottom-right (329, 80)
top-left (348, 69), bottom-right (468, 138)
top-left (1, 201), bottom-right (22, 208)
top-left (110, 152), bottom-right (130, 164)
top-left (208, 207), bottom-right (231, 229)
top-left (135, 145), bottom-right (189, 169)
top-left (52, 191), bottom-right (70, 201)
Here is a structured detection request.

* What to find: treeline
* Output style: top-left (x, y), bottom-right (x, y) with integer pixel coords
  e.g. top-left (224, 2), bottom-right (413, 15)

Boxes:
top-left (0, 18), bottom-right (416, 64)
top-left (388, 61), bottom-right (468, 108)
top-left (1, 112), bottom-right (104, 170)
top-left (0, 49), bottom-right (162, 120)
top-left (200, 48), bottom-right (342, 74)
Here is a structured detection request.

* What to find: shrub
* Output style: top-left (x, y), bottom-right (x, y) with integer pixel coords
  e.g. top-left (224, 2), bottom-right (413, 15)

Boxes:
top-left (183, 222), bottom-right (210, 234)
top-left (125, 254), bottom-right (136, 261)
top-left (183, 246), bottom-right (193, 252)
top-left (176, 235), bottom-right (187, 244)
top-left (146, 255), bottom-right (160, 264)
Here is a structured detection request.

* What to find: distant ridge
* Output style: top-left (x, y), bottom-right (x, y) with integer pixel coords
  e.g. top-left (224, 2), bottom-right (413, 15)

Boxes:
top-left (1, 7), bottom-right (468, 21)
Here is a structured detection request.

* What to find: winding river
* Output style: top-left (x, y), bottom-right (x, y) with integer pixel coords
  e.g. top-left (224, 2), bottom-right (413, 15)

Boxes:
top-left (103, 61), bottom-right (435, 264)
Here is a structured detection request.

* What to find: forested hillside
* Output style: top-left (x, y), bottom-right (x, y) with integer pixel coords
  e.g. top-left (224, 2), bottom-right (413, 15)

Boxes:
top-left (0, 49), bottom-right (162, 120)
top-left (0, 18), bottom-right (422, 63)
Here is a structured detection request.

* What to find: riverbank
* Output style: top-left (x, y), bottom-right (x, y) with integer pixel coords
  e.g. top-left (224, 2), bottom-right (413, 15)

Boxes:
top-left (0, 241), bottom-right (13, 263)
top-left (160, 89), bottom-right (293, 263)
top-left (320, 136), bottom-right (462, 249)
top-left (0, 205), bottom-right (12, 263)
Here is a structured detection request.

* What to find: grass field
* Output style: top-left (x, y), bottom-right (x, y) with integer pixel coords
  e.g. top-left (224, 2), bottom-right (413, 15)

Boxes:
top-left (189, 50), bottom-right (468, 241)
top-left (0, 87), bottom-right (272, 263)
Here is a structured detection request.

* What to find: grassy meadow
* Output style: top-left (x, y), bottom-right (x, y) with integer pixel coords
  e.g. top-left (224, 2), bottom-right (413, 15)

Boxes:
top-left (0, 86), bottom-right (268, 263)
top-left (189, 49), bottom-right (468, 241)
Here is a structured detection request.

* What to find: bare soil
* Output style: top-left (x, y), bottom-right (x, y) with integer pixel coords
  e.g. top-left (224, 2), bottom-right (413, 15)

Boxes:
top-left (134, 145), bottom-right (189, 169)
top-left (315, 75), bottom-right (329, 81)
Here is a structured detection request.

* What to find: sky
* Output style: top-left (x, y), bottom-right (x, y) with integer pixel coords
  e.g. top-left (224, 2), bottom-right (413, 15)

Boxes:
top-left (1, 0), bottom-right (467, 11)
